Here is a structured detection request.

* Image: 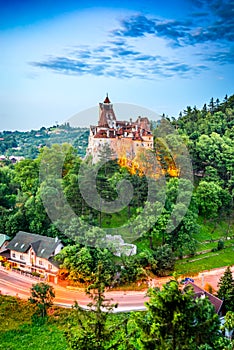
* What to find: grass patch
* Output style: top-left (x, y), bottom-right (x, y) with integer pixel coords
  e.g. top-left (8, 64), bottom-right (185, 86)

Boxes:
top-left (196, 238), bottom-right (234, 252)
top-left (0, 295), bottom-right (68, 350)
top-left (0, 295), bottom-right (33, 330)
top-left (101, 209), bottom-right (129, 228)
top-left (196, 241), bottom-right (217, 251)
top-left (0, 295), bottom-right (130, 350)
top-left (196, 217), bottom-right (234, 242)
top-left (0, 324), bottom-right (67, 350)
top-left (101, 208), bottom-right (138, 243)
top-left (175, 245), bottom-right (234, 275)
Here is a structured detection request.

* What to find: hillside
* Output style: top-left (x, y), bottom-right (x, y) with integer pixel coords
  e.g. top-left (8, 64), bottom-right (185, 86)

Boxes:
top-left (0, 94), bottom-right (233, 283)
top-left (0, 123), bottom-right (89, 160)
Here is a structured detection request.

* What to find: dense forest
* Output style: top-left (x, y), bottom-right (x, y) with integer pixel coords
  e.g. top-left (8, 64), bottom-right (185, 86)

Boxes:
top-left (0, 94), bottom-right (233, 286)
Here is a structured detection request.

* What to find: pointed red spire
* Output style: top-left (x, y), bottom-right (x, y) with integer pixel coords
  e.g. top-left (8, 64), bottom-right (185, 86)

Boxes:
top-left (103, 93), bottom-right (111, 104)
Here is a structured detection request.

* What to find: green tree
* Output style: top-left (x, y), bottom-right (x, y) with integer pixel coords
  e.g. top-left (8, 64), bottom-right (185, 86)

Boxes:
top-left (64, 217), bottom-right (107, 247)
top-left (98, 142), bottom-right (118, 176)
top-left (14, 158), bottom-right (39, 195)
top-left (65, 264), bottom-right (123, 350)
top-left (196, 181), bottom-right (230, 222)
top-left (56, 244), bottom-right (116, 285)
top-left (217, 266), bottom-right (234, 312)
top-left (223, 311), bottom-right (234, 340)
top-left (5, 209), bottom-right (28, 237)
top-left (166, 205), bottom-right (198, 256)
top-left (38, 143), bottom-right (77, 180)
top-left (152, 244), bottom-right (175, 276)
top-left (133, 279), bottom-right (222, 350)
top-left (0, 166), bottom-right (17, 208)
top-left (133, 201), bottom-right (163, 249)
top-left (29, 282), bottom-right (55, 320)
top-left (119, 255), bottom-right (147, 285)
top-left (196, 132), bottom-right (233, 181)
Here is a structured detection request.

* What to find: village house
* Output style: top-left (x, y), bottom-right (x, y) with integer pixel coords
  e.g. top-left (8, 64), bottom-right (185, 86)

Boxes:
top-left (86, 94), bottom-right (154, 163)
top-left (2, 231), bottom-right (63, 284)
top-left (184, 281), bottom-right (223, 315)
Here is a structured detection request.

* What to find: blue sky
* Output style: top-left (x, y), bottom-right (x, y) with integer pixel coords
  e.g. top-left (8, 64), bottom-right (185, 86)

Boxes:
top-left (1, 0), bottom-right (233, 130)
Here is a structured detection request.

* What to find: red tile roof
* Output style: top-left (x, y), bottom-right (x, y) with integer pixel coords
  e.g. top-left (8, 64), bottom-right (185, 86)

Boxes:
top-left (184, 281), bottom-right (223, 313)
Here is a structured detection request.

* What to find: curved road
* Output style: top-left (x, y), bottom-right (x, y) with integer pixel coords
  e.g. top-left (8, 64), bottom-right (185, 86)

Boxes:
top-left (0, 267), bottom-right (148, 312)
top-left (0, 265), bottom-right (233, 312)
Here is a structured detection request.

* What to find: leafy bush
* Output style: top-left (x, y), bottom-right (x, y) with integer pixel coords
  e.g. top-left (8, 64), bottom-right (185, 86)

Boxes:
top-left (217, 239), bottom-right (224, 251)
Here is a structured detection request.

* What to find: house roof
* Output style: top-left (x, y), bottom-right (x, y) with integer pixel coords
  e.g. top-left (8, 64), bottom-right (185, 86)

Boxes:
top-left (7, 231), bottom-right (63, 260)
top-left (184, 281), bottom-right (223, 313)
top-left (0, 234), bottom-right (10, 247)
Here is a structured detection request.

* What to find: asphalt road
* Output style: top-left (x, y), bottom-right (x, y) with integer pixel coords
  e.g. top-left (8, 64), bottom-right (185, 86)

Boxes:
top-left (1, 265), bottom-right (233, 312)
top-left (0, 267), bottom-right (148, 312)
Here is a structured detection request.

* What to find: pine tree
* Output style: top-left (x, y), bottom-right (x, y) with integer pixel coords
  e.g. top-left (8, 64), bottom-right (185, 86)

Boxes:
top-left (98, 143), bottom-right (118, 176)
top-left (133, 279), bottom-right (222, 349)
top-left (217, 266), bottom-right (234, 312)
top-left (64, 264), bottom-right (127, 350)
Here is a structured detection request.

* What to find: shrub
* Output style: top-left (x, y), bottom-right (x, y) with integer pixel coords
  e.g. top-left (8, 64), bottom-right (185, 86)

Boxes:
top-left (31, 271), bottom-right (40, 277)
top-left (217, 239), bottom-right (224, 251)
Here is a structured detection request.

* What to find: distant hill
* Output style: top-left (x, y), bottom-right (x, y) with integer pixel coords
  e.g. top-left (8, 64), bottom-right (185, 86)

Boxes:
top-left (0, 123), bottom-right (89, 159)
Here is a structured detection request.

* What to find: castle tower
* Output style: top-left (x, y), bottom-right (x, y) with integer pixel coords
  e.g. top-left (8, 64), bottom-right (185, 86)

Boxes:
top-left (86, 95), bottom-right (154, 164)
top-left (98, 94), bottom-right (116, 128)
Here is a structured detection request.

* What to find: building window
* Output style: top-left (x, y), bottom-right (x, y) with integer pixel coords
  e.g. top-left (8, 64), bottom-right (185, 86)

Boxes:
top-left (20, 255), bottom-right (25, 261)
top-left (12, 253), bottom-right (16, 258)
top-left (39, 260), bottom-right (43, 266)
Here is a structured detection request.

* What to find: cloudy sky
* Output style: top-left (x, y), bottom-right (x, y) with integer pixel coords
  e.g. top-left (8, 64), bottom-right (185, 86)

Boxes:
top-left (1, 0), bottom-right (233, 130)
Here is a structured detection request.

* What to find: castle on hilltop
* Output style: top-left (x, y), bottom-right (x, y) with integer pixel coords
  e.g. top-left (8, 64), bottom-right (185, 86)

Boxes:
top-left (86, 95), bottom-right (154, 163)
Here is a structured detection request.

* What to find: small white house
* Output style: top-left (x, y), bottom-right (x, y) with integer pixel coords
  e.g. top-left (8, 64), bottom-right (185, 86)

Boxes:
top-left (105, 234), bottom-right (137, 257)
